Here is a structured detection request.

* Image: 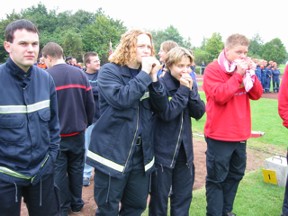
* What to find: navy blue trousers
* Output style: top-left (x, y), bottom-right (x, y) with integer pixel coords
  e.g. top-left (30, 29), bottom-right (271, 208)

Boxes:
top-left (0, 174), bottom-right (60, 216)
top-left (93, 145), bottom-right (149, 216)
top-left (94, 169), bottom-right (149, 216)
top-left (54, 132), bottom-right (85, 215)
top-left (149, 161), bottom-right (194, 216)
top-left (205, 137), bottom-right (246, 216)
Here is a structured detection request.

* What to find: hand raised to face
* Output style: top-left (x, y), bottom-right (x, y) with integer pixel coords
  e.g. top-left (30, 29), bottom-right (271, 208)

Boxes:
top-left (180, 73), bottom-right (193, 90)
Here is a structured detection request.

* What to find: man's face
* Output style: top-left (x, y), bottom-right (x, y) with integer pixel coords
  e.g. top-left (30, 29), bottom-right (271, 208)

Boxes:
top-left (225, 45), bottom-right (248, 62)
top-left (87, 56), bottom-right (101, 72)
top-left (4, 29), bottom-right (39, 72)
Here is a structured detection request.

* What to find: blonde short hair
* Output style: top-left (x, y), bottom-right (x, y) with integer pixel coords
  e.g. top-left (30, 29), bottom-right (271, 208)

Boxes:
top-left (165, 46), bottom-right (194, 69)
top-left (225, 33), bottom-right (250, 49)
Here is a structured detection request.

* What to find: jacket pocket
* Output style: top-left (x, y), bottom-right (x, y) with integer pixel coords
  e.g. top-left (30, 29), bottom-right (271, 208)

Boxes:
top-left (38, 108), bottom-right (51, 121)
top-left (0, 114), bottom-right (26, 143)
top-left (37, 108), bottom-right (51, 143)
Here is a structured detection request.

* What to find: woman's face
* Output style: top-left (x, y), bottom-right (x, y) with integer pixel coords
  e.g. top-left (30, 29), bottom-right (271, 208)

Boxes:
top-left (158, 46), bottom-right (167, 63)
top-left (169, 56), bottom-right (191, 81)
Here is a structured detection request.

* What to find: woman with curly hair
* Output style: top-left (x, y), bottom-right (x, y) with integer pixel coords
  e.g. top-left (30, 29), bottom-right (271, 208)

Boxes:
top-left (87, 29), bottom-right (167, 215)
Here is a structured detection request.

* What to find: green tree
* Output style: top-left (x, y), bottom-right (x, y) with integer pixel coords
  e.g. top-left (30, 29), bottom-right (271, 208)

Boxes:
top-left (151, 25), bottom-right (187, 55)
top-left (20, 3), bottom-right (58, 33)
top-left (69, 10), bottom-right (96, 30)
top-left (204, 32), bottom-right (223, 63)
top-left (193, 48), bottom-right (208, 66)
top-left (0, 4), bottom-right (287, 65)
top-left (61, 29), bottom-right (83, 61)
top-left (261, 38), bottom-right (287, 64)
top-left (81, 9), bottom-right (126, 63)
top-left (248, 33), bottom-right (264, 59)
top-left (192, 48), bottom-right (209, 74)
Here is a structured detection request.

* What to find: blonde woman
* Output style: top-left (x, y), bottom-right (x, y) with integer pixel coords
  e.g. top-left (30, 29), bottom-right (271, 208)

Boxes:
top-left (149, 47), bottom-right (205, 216)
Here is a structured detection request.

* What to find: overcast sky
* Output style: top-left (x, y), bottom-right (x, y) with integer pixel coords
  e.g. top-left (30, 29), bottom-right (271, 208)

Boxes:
top-left (1, 0), bottom-right (287, 50)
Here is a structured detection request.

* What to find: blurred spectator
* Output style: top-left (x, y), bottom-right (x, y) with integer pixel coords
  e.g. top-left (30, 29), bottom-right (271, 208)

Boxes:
top-left (157, 40), bottom-right (179, 78)
top-left (37, 56), bottom-right (47, 69)
top-left (200, 61), bottom-right (206, 75)
top-left (82, 52), bottom-right (101, 187)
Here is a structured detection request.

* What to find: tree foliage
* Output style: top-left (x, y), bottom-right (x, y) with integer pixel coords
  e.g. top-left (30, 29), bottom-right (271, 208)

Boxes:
top-left (81, 9), bottom-right (127, 63)
top-left (261, 38), bottom-right (287, 65)
top-left (203, 32), bottom-right (224, 63)
top-left (151, 25), bottom-right (187, 54)
top-left (248, 33), bottom-right (264, 59)
top-left (0, 4), bottom-right (287, 65)
top-left (61, 29), bottom-right (83, 60)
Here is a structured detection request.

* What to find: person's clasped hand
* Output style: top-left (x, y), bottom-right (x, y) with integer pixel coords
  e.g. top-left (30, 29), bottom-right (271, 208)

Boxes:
top-left (142, 56), bottom-right (160, 81)
top-left (235, 57), bottom-right (256, 91)
top-left (180, 73), bottom-right (193, 90)
top-left (235, 59), bottom-right (249, 76)
top-left (235, 57), bottom-right (256, 76)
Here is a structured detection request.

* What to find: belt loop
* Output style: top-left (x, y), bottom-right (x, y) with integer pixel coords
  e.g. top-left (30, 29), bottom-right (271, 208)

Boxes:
top-left (135, 136), bottom-right (142, 145)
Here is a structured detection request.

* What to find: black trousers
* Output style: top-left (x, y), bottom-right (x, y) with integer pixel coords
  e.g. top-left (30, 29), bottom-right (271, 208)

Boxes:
top-left (205, 137), bottom-right (246, 216)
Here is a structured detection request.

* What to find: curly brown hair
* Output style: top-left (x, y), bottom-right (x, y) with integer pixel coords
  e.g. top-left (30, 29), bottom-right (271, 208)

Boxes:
top-left (108, 29), bottom-right (155, 66)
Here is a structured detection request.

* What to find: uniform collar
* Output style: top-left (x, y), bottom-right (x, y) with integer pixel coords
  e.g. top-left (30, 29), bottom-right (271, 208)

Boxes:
top-left (7, 58), bottom-right (32, 81)
top-left (162, 71), bottom-right (180, 90)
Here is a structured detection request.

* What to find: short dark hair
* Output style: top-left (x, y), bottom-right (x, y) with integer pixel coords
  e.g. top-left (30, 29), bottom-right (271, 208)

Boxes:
top-left (84, 52), bottom-right (98, 66)
top-left (5, 19), bottom-right (39, 43)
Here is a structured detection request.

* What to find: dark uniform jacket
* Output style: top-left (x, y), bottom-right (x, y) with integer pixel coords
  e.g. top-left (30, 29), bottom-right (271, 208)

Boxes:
top-left (153, 72), bottom-right (205, 168)
top-left (0, 58), bottom-right (60, 185)
top-left (87, 63), bottom-right (166, 178)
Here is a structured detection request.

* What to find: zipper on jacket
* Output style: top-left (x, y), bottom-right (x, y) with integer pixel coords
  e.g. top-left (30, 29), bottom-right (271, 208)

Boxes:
top-left (123, 106), bottom-right (140, 173)
top-left (170, 112), bottom-right (184, 168)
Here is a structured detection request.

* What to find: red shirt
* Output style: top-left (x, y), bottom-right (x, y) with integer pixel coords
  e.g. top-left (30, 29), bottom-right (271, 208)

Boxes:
top-left (278, 65), bottom-right (288, 128)
top-left (203, 60), bottom-right (263, 141)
